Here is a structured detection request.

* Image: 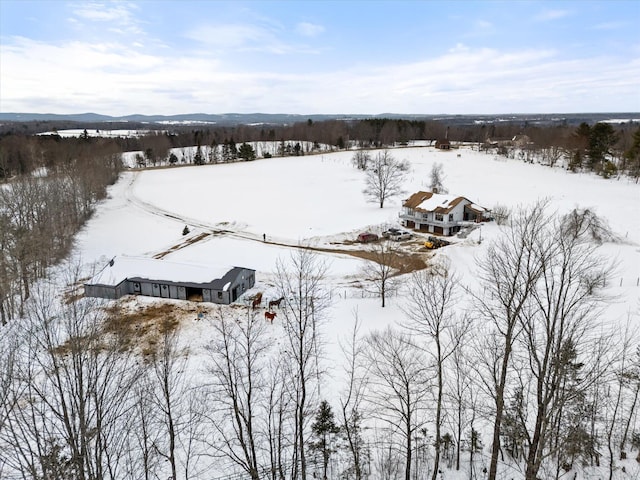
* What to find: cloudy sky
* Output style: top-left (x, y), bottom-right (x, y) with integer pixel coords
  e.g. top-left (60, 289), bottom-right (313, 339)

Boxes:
top-left (1, 0), bottom-right (639, 115)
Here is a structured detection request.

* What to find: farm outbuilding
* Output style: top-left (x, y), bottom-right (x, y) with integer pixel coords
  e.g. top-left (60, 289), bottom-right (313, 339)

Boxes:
top-left (435, 138), bottom-right (451, 150)
top-left (84, 256), bottom-right (255, 305)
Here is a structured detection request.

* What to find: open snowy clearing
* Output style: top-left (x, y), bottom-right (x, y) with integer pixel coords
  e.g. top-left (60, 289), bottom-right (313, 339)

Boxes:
top-left (77, 145), bottom-right (639, 312)
top-left (76, 144), bottom-right (640, 352)
top-left (73, 144), bottom-right (640, 478)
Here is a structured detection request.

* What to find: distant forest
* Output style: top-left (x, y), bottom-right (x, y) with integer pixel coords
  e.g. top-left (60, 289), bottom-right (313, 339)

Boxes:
top-left (1, 117), bottom-right (639, 179)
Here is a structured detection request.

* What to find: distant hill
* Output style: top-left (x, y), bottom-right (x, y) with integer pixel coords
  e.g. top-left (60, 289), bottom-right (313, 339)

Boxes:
top-left (0, 112), bottom-right (364, 124)
top-left (0, 111), bottom-right (638, 127)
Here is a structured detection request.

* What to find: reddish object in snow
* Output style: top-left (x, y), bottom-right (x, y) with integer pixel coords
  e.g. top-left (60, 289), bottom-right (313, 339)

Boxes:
top-left (357, 232), bottom-right (379, 243)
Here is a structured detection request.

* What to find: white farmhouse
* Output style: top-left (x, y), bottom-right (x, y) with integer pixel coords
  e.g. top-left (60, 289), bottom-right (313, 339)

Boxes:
top-left (399, 190), bottom-right (489, 236)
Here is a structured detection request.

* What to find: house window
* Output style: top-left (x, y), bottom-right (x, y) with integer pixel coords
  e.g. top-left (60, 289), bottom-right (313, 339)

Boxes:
top-left (217, 292), bottom-right (223, 299)
top-left (435, 213), bottom-right (443, 221)
top-left (162, 285), bottom-right (167, 290)
top-left (449, 214), bottom-right (454, 222)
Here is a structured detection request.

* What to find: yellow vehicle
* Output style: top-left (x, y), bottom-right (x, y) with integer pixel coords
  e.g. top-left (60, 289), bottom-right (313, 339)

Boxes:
top-left (424, 236), bottom-right (449, 249)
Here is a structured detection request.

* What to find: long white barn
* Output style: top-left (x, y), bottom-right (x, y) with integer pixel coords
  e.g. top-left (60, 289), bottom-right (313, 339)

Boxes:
top-left (84, 256), bottom-right (255, 304)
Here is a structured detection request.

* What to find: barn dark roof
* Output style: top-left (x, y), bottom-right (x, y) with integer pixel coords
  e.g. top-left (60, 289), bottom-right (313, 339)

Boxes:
top-left (86, 256), bottom-right (254, 291)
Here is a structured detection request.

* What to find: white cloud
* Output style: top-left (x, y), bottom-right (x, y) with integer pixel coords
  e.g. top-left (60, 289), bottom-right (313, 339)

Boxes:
top-left (593, 21), bottom-right (627, 30)
top-left (185, 22), bottom-right (321, 55)
top-left (70, 1), bottom-right (143, 35)
top-left (186, 23), bottom-right (294, 54)
top-left (186, 23), bottom-right (272, 49)
top-left (1, 36), bottom-right (638, 115)
top-left (72, 1), bottom-right (136, 21)
top-left (295, 22), bottom-right (324, 37)
top-left (534, 9), bottom-right (570, 21)
top-left (475, 19), bottom-right (493, 30)
top-left (448, 43), bottom-right (470, 54)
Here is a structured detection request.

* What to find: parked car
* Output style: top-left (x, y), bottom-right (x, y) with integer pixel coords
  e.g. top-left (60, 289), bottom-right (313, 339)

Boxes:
top-left (357, 232), bottom-right (379, 243)
top-left (389, 230), bottom-right (413, 241)
top-left (382, 227), bottom-right (401, 239)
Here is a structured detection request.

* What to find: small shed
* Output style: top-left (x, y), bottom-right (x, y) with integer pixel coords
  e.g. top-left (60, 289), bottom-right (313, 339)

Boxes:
top-left (84, 256), bottom-right (255, 305)
top-left (435, 138), bottom-right (451, 150)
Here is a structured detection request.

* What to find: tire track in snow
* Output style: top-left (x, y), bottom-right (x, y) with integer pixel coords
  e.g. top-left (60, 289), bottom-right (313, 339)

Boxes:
top-left (121, 170), bottom-right (429, 271)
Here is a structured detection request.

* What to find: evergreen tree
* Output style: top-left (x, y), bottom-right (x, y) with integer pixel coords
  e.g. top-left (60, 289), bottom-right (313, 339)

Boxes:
top-left (228, 137), bottom-right (238, 160)
top-left (194, 144), bottom-right (205, 165)
top-left (587, 122), bottom-right (618, 172)
top-left (502, 388), bottom-right (527, 460)
top-left (310, 400), bottom-right (340, 480)
top-left (623, 127), bottom-right (640, 181)
top-left (238, 142), bottom-right (256, 161)
top-left (144, 148), bottom-right (154, 166)
top-left (222, 140), bottom-right (232, 162)
top-left (209, 140), bottom-right (219, 163)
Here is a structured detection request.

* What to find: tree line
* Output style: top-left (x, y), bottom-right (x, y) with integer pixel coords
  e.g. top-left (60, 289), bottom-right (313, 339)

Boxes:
top-left (3, 119), bottom-right (639, 179)
top-left (0, 136), bottom-right (122, 323)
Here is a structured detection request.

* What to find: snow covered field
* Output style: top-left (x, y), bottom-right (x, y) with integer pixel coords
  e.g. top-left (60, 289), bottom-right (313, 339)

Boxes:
top-left (74, 145), bottom-right (640, 478)
top-left (77, 145), bottom-right (639, 314)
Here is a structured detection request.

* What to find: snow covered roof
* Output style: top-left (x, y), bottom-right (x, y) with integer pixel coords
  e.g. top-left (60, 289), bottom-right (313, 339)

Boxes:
top-left (466, 203), bottom-right (488, 214)
top-left (86, 255), bottom-right (253, 288)
top-left (403, 191), bottom-right (468, 213)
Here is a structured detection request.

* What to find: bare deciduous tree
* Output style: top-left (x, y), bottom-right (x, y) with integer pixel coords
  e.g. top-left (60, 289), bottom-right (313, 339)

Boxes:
top-left (475, 201), bottom-right (617, 480)
top-left (1, 274), bottom-right (141, 480)
top-left (364, 327), bottom-right (430, 480)
top-left (619, 343), bottom-right (640, 459)
top-left (0, 322), bottom-right (17, 434)
top-left (429, 162), bottom-right (447, 194)
top-left (151, 321), bottom-right (187, 480)
top-left (474, 201), bottom-right (547, 480)
top-left (264, 352), bottom-right (292, 480)
top-left (446, 337), bottom-right (474, 472)
top-left (403, 260), bottom-right (470, 480)
top-left (352, 151), bottom-right (371, 170)
top-left (361, 240), bottom-right (400, 308)
top-left (517, 209), bottom-right (612, 480)
top-left (204, 307), bottom-right (269, 480)
top-left (363, 150), bottom-right (409, 208)
top-left (274, 249), bottom-right (330, 480)
top-left (338, 315), bottom-right (370, 480)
